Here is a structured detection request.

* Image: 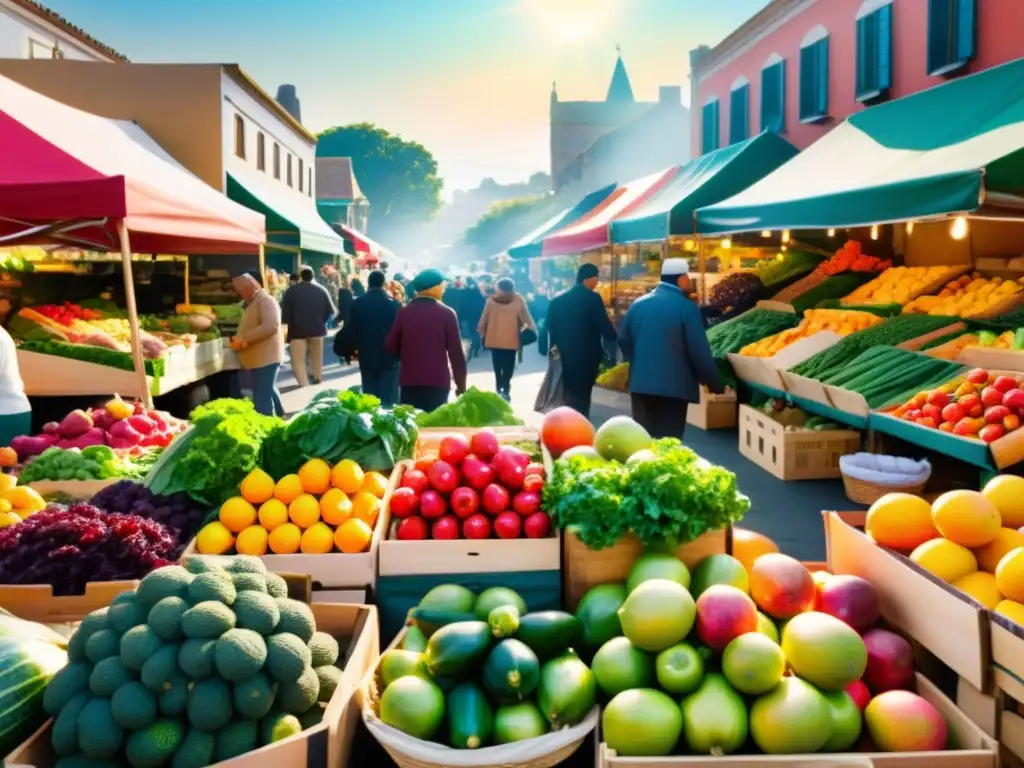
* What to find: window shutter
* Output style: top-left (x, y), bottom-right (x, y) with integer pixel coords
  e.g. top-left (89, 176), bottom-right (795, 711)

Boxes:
top-left (816, 38), bottom-right (829, 116)
top-left (799, 45), bottom-right (813, 121)
top-left (927, 0), bottom-right (952, 74)
top-left (761, 61), bottom-right (786, 133)
top-left (729, 85), bottom-right (748, 144)
top-left (702, 101), bottom-right (719, 154)
top-left (877, 4), bottom-right (892, 91)
top-left (956, 0), bottom-right (976, 61)
top-left (855, 16), bottom-right (870, 98)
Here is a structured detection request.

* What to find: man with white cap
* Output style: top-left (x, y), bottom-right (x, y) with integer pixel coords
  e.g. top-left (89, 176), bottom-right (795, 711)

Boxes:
top-left (617, 257), bottom-right (724, 439)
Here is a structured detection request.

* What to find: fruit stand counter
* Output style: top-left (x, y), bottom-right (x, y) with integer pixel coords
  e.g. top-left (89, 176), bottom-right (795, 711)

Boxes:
top-left (18, 338), bottom-right (240, 398)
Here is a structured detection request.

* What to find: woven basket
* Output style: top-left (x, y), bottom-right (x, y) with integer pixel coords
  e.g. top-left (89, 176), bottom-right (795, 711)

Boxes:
top-left (841, 471), bottom-right (927, 506)
top-left (358, 627), bottom-right (597, 768)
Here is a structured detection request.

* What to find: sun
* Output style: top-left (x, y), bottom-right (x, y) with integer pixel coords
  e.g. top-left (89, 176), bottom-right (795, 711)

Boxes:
top-left (517, 0), bottom-right (622, 44)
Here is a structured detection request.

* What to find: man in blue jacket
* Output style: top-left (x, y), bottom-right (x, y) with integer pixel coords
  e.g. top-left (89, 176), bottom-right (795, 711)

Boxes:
top-left (618, 258), bottom-right (725, 439)
top-left (335, 270), bottom-right (401, 406)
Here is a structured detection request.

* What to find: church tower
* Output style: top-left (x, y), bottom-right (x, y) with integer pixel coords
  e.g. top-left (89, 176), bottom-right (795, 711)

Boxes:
top-left (606, 53), bottom-right (635, 102)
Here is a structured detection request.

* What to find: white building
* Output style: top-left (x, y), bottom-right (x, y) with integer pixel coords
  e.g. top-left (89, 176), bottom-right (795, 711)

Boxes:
top-left (0, 0), bottom-right (125, 62)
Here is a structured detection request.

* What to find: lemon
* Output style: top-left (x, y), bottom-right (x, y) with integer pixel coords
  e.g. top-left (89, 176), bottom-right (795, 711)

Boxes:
top-left (274, 474), bottom-right (304, 505)
top-left (298, 458), bottom-right (332, 495)
top-left (240, 468), bottom-right (276, 505)
top-left (268, 523), bottom-right (302, 554)
top-left (0, 499), bottom-right (12, 515)
top-left (320, 488), bottom-right (353, 526)
top-left (300, 522), bottom-right (335, 554)
top-left (258, 498), bottom-right (289, 531)
top-left (0, 511), bottom-right (20, 528)
top-left (196, 521), bottom-right (235, 555)
top-left (219, 497), bottom-right (258, 534)
top-left (910, 538), bottom-right (977, 583)
top-left (996, 599), bottom-right (1024, 626)
top-left (289, 494), bottom-right (321, 528)
top-left (953, 571), bottom-right (1002, 609)
top-left (331, 459), bottom-right (365, 495)
top-left (236, 525), bottom-right (269, 556)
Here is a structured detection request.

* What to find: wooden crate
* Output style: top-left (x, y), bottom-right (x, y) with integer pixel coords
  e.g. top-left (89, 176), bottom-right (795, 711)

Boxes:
top-left (686, 387), bottom-right (737, 430)
top-left (738, 405), bottom-right (861, 481)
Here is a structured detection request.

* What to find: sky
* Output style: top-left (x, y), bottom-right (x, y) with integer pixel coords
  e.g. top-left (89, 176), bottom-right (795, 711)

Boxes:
top-left (44, 0), bottom-right (771, 196)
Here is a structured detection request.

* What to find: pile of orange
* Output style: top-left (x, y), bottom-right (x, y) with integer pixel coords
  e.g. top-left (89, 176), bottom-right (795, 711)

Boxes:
top-left (865, 475), bottom-right (1024, 623)
top-left (194, 458), bottom-right (388, 557)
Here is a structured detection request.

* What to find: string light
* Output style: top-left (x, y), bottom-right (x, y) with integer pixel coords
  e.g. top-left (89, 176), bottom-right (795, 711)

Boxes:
top-left (721, 238), bottom-right (732, 249)
top-left (951, 217), bottom-right (969, 240)
top-left (781, 245), bottom-right (788, 252)
top-left (870, 225), bottom-right (879, 240)
top-left (905, 221), bottom-right (915, 236)
top-left (827, 229), bottom-right (836, 238)
top-left (781, 230), bottom-right (791, 244)
top-left (683, 239), bottom-right (696, 251)
top-left (761, 230), bottom-right (771, 238)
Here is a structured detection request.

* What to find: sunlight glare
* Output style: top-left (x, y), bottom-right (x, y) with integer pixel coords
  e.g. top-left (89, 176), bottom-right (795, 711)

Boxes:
top-left (518, 0), bottom-right (621, 44)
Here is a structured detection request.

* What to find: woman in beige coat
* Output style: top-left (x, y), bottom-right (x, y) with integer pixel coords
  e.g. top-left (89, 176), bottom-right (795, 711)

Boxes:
top-left (478, 277), bottom-right (536, 401)
top-left (230, 272), bottom-right (285, 416)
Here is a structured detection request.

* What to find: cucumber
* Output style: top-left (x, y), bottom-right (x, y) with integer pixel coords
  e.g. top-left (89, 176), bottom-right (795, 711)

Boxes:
top-left (473, 588), bottom-right (527, 620)
top-left (537, 653), bottom-right (596, 727)
top-left (447, 681), bottom-right (493, 749)
top-left (400, 625), bottom-right (428, 653)
top-left (487, 605), bottom-right (520, 639)
top-left (379, 649), bottom-right (428, 688)
top-left (483, 639), bottom-right (540, 701)
top-left (516, 611), bottom-right (583, 660)
top-left (494, 702), bottom-right (548, 744)
top-left (423, 621), bottom-right (492, 677)
top-left (411, 608), bottom-right (478, 638)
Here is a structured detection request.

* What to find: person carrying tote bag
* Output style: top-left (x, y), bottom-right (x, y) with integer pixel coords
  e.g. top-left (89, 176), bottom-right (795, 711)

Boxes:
top-left (477, 277), bottom-right (535, 402)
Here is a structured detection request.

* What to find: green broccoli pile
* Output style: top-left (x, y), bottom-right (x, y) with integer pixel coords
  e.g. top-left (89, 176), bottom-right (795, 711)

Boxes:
top-left (42, 557), bottom-right (343, 767)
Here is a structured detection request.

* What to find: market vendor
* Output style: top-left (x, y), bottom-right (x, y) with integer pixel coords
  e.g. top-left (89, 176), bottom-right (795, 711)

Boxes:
top-left (230, 272), bottom-right (285, 417)
top-left (617, 258), bottom-right (724, 439)
top-left (0, 312), bottom-right (30, 446)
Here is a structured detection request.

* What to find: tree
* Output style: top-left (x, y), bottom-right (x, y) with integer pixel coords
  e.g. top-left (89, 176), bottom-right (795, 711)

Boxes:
top-left (462, 194), bottom-right (558, 258)
top-left (316, 123), bottom-right (443, 237)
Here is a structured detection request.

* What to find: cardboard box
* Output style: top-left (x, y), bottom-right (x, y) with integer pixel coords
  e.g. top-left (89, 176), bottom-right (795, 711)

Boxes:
top-left (738, 405), bottom-right (861, 481)
top-left (0, 581), bottom-right (137, 622)
top-left (991, 615), bottom-right (1024, 705)
top-left (562, 528), bottom-right (726, 611)
top-left (5, 603), bottom-right (380, 768)
top-left (414, 428), bottom-right (540, 459)
top-left (686, 387), bottom-right (737, 430)
top-left (729, 331), bottom-right (842, 393)
top-left (824, 511), bottom-right (989, 692)
top-left (597, 674), bottom-right (996, 767)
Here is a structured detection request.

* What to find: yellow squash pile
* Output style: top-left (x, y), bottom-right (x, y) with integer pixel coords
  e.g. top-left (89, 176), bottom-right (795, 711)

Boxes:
top-left (739, 309), bottom-right (883, 358)
top-left (902, 273), bottom-right (1024, 317)
top-left (843, 265), bottom-right (964, 306)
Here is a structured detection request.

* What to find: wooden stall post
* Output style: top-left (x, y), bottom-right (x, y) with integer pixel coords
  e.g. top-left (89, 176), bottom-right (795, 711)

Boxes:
top-left (183, 255), bottom-right (190, 306)
top-left (258, 243), bottom-right (267, 288)
top-left (116, 220), bottom-right (154, 408)
top-left (697, 237), bottom-right (708, 303)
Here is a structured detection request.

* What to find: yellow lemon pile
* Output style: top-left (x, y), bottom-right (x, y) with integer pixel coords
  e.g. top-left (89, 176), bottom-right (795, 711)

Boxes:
top-left (0, 475), bottom-right (46, 529)
top-left (194, 459), bottom-right (387, 557)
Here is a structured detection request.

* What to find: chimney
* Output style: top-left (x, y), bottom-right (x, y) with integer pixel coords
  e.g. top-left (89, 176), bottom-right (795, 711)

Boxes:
top-left (275, 84), bottom-right (302, 123)
top-left (659, 86), bottom-right (682, 105)
top-left (689, 45), bottom-right (711, 71)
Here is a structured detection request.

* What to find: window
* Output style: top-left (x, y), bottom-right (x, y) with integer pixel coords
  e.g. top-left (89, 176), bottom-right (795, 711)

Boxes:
top-left (308, 168), bottom-right (313, 197)
top-left (729, 78), bottom-right (749, 145)
top-left (701, 98), bottom-right (720, 154)
top-left (256, 132), bottom-right (266, 171)
top-left (27, 39), bottom-right (50, 59)
top-left (799, 27), bottom-right (830, 122)
top-left (298, 159), bottom-right (304, 192)
top-left (760, 55), bottom-right (786, 133)
top-left (855, 0), bottom-right (893, 102)
top-left (287, 155), bottom-right (293, 187)
top-left (273, 143), bottom-right (281, 179)
top-left (928, 0), bottom-right (976, 75)
top-left (233, 115), bottom-right (246, 159)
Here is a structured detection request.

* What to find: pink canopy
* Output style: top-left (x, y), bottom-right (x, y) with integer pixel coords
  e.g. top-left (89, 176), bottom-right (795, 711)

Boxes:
top-left (0, 75), bottom-right (265, 254)
top-left (540, 166), bottom-right (679, 257)
top-left (337, 222), bottom-right (394, 262)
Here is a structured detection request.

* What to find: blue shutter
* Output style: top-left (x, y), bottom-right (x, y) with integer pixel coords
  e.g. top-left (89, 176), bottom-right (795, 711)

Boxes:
top-left (927, 0), bottom-right (952, 74)
top-left (702, 101), bottom-right (719, 154)
top-left (956, 0), bottom-right (976, 61)
top-left (856, 5), bottom-right (892, 101)
top-left (855, 16), bottom-right (870, 99)
top-left (816, 38), bottom-right (829, 116)
top-left (761, 61), bottom-right (786, 133)
top-left (729, 85), bottom-right (748, 144)
top-left (799, 38), bottom-right (829, 122)
top-left (877, 3), bottom-right (892, 91)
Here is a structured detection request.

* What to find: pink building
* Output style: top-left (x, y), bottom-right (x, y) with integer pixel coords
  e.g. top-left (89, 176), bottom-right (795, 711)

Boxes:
top-left (690, 0), bottom-right (1024, 157)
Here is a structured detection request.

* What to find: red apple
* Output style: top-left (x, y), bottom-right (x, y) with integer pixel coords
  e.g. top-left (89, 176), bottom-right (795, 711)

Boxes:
top-left (513, 491), bottom-right (542, 516)
top-left (462, 513), bottom-right (492, 539)
top-left (921, 404), bottom-right (942, 422)
top-left (522, 474), bottom-right (545, 494)
top-left (985, 405), bottom-right (1011, 424)
top-left (941, 402), bottom-right (966, 423)
top-left (982, 387), bottom-right (1005, 408)
top-left (389, 487), bottom-right (420, 519)
top-left (967, 368), bottom-right (990, 385)
top-left (427, 460), bottom-right (460, 494)
top-left (525, 462), bottom-right (546, 479)
top-left (431, 515), bottom-right (460, 540)
top-left (846, 679), bottom-right (871, 711)
top-left (1004, 389), bottom-right (1024, 411)
top-left (420, 490), bottom-right (447, 519)
top-left (482, 483), bottom-right (511, 515)
top-left (450, 487), bottom-right (480, 519)
top-left (400, 469), bottom-right (429, 495)
top-left (395, 517), bottom-right (428, 540)
top-left (438, 434), bottom-right (471, 466)
top-left (524, 511), bottom-right (551, 538)
top-left (498, 462), bottom-right (527, 491)
top-left (461, 456), bottom-right (496, 490)
top-left (493, 511), bottom-right (523, 539)
top-left (470, 429), bottom-right (500, 461)
top-left (980, 423), bottom-right (1006, 443)
top-left (493, 447), bottom-right (530, 471)
top-left (994, 375), bottom-right (1019, 393)
top-left (926, 391), bottom-right (950, 408)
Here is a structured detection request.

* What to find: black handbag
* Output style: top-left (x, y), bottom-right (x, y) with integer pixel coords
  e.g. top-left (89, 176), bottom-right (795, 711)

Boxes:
top-left (520, 327), bottom-right (538, 346)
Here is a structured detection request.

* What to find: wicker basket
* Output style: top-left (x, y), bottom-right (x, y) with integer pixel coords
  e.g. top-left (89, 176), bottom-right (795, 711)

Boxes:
top-left (841, 471), bottom-right (927, 506)
top-left (358, 627), bottom-right (597, 768)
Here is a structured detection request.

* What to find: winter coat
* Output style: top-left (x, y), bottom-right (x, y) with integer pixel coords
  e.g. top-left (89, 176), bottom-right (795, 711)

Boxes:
top-left (337, 288), bottom-right (354, 327)
top-left (335, 288), bottom-right (399, 370)
top-left (280, 281), bottom-right (336, 341)
top-left (541, 284), bottom-right (617, 390)
top-left (235, 289), bottom-right (284, 369)
top-left (385, 297), bottom-right (468, 391)
top-left (478, 293), bottom-right (535, 351)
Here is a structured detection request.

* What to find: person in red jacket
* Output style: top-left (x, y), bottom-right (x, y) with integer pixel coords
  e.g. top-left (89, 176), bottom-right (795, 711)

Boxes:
top-left (385, 268), bottom-right (467, 412)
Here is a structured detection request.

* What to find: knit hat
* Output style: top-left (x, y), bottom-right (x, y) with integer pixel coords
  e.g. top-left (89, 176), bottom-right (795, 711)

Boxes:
top-left (412, 268), bottom-right (445, 293)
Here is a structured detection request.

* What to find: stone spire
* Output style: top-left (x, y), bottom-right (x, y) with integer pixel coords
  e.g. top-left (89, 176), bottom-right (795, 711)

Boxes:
top-left (606, 47), bottom-right (635, 103)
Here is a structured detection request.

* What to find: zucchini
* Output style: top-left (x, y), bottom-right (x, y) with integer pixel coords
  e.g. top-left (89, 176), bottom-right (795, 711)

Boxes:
top-left (400, 625), bottom-right (428, 653)
top-left (483, 639), bottom-right (540, 701)
top-left (411, 608), bottom-right (478, 638)
top-left (379, 649), bottom-right (428, 688)
top-left (447, 681), bottom-right (493, 749)
top-left (536, 653), bottom-right (597, 727)
top-left (423, 621), bottom-right (492, 677)
top-left (516, 612), bottom-right (583, 661)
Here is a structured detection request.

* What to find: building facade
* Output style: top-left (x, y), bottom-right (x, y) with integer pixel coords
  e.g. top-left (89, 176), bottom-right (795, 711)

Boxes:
top-left (316, 156), bottom-right (369, 232)
top-left (0, 0), bottom-right (124, 61)
top-left (691, 0), bottom-right (1023, 157)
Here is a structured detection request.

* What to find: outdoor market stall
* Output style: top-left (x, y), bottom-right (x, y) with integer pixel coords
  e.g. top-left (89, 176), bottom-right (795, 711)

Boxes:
top-left (0, 74), bottom-right (266, 406)
top-left (506, 183), bottom-right (617, 260)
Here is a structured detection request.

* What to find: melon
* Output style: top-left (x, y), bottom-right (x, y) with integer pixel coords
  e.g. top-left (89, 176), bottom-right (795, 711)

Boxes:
top-left (780, 612), bottom-right (867, 691)
top-left (593, 417), bottom-right (652, 463)
top-left (0, 634), bottom-right (68, 754)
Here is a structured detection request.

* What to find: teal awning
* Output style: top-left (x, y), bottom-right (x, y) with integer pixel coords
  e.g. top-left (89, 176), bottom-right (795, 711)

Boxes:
top-left (507, 184), bottom-right (616, 259)
top-left (697, 58), bottom-right (1024, 235)
top-left (610, 132), bottom-right (798, 243)
top-left (227, 168), bottom-right (347, 256)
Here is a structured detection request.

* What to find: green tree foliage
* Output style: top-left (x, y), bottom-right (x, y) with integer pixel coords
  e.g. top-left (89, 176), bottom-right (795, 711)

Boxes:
top-left (463, 194), bottom-right (557, 258)
top-left (316, 123), bottom-right (443, 235)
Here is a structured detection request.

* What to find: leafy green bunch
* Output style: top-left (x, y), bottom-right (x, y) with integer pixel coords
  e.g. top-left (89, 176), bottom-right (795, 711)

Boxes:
top-left (415, 387), bottom-right (524, 428)
top-left (543, 439), bottom-right (749, 551)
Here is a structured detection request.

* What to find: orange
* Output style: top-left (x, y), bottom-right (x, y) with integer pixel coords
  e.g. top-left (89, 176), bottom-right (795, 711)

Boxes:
top-left (865, 493), bottom-right (938, 552)
top-left (298, 459), bottom-right (332, 495)
top-left (361, 471), bottom-right (389, 499)
top-left (995, 547), bottom-right (1024, 602)
top-left (732, 528), bottom-right (779, 576)
top-left (332, 459), bottom-right (365, 495)
top-left (219, 497), bottom-right (258, 534)
top-left (319, 488), bottom-right (353, 526)
top-left (257, 499), bottom-right (290, 531)
top-left (235, 525), bottom-right (269, 556)
top-left (351, 491), bottom-right (380, 528)
top-left (975, 527), bottom-right (1024, 572)
top-left (996, 598), bottom-right (1024, 626)
top-left (909, 538), bottom-right (977, 583)
top-left (335, 518), bottom-right (373, 554)
top-left (0, 472), bottom-right (16, 492)
top-left (240, 468), bottom-right (275, 505)
top-left (931, 490), bottom-right (1001, 548)
top-left (288, 494), bottom-right (321, 528)
top-left (268, 522), bottom-right (302, 554)
top-left (982, 475), bottom-right (1024, 528)
top-left (953, 571), bottom-right (1002, 609)
top-left (300, 522), bottom-right (335, 554)
top-left (274, 474), bottom-right (304, 505)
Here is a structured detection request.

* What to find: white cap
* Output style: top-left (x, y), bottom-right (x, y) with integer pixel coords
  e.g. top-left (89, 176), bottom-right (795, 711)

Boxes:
top-left (661, 258), bottom-right (690, 277)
